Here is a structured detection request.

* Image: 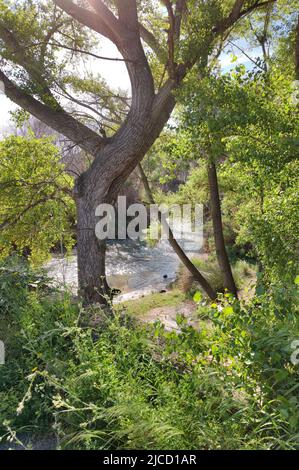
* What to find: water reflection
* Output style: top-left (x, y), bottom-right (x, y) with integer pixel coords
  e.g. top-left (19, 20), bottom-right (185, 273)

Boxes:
top-left (47, 235), bottom-right (202, 301)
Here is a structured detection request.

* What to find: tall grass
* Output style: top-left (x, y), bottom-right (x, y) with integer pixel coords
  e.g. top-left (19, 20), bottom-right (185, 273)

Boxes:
top-left (187, 258), bottom-right (256, 294)
top-left (0, 259), bottom-right (298, 450)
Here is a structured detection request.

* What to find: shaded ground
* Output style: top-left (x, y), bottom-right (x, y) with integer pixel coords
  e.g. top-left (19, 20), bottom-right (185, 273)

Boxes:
top-left (140, 299), bottom-right (198, 331)
top-left (0, 435), bottom-right (57, 450)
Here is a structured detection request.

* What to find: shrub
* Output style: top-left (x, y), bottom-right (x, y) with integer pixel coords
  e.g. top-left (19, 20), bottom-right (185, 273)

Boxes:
top-left (0, 260), bottom-right (298, 450)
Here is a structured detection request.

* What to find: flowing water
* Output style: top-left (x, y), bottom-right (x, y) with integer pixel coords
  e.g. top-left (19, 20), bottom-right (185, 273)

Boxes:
top-left (46, 230), bottom-right (203, 302)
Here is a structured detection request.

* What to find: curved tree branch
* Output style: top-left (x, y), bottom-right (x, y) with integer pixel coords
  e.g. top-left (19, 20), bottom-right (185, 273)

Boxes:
top-left (54, 0), bottom-right (155, 118)
top-left (138, 162), bottom-right (217, 300)
top-left (0, 70), bottom-right (104, 155)
top-left (214, 0), bottom-right (277, 34)
top-left (86, 0), bottom-right (129, 42)
top-left (139, 23), bottom-right (165, 62)
top-left (53, 0), bottom-right (117, 43)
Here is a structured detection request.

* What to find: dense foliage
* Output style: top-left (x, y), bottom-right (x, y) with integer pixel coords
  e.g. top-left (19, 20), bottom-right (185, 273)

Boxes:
top-left (0, 134), bottom-right (75, 264)
top-left (0, 262), bottom-right (298, 449)
top-left (146, 60), bottom-right (299, 285)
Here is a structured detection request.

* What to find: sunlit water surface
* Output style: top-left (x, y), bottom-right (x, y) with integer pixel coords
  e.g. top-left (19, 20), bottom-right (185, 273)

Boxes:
top-left (47, 230), bottom-right (203, 301)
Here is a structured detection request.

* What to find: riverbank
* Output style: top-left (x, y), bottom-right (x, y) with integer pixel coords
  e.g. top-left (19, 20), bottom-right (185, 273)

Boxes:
top-left (46, 234), bottom-right (207, 303)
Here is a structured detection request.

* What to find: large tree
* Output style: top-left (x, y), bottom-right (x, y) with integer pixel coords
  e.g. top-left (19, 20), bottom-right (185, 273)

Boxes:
top-left (0, 0), bottom-right (279, 304)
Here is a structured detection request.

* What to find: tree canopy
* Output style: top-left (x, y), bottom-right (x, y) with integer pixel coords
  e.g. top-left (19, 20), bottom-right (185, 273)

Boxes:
top-left (0, 133), bottom-right (74, 264)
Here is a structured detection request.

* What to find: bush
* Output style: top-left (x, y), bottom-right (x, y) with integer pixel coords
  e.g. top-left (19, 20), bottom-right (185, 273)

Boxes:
top-left (191, 258), bottom-right (256, 293)
top-left (0, 260), bottom-right (298, 450)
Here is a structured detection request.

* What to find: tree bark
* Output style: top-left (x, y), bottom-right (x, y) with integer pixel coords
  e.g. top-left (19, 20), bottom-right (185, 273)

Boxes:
top-left (76, 193), bottom-right (111, 304)
top-left (138, 163), bottom-right (217, 300)
top-left (166, 228), bottom-right (217, 300)
top-left (207, 162), bottom-right (238, 297)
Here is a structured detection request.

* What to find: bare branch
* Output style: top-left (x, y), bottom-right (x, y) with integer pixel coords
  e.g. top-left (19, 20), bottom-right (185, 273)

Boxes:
top-left (161, 0), bottom-right (176, 76)
top-left (173, 0), bottom-right (186, 41)
top-left (0, 70), bottom-right (104, 155)
top-left (227, 39), bottom-right (266, 71)
top-left (54, 83), bottom-right (121, 126)
top-left (49, 41), bottom-right (131, 61)
top-left (214, 0), bottom-right (277, 34)
top-left (240, 0), bottom-right (276, 18)
top-left (7, 39), bottom-right (133, 63)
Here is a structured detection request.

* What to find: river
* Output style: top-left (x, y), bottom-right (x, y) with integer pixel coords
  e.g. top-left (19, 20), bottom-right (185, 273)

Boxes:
top-left (46, 230), bottom-right (203, 302)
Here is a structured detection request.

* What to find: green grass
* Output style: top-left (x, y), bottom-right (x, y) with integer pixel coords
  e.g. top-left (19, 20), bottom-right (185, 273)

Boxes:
top-left (117, 289), bottom-right (186, 317)
top-left (0, 259), bottom-right (298, 450)
top-left (188, 258), bottom-right (257, 295)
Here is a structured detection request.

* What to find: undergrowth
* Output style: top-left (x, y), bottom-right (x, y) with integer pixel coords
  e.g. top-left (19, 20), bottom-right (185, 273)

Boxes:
top-left (0, 259), bottom-right (298, 450)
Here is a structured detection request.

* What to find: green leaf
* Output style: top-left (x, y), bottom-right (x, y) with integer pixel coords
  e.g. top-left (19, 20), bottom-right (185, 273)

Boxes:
top-left (223, 306), bottom-right (234, 316)
top-left (193, 291), bottom-right (202, 303)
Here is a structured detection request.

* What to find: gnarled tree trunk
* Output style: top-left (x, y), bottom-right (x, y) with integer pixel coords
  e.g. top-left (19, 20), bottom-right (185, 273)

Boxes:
top-left (75, 191), bottom-right (110, 304)
top-left (73, 88), bottom-right (175, 305)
